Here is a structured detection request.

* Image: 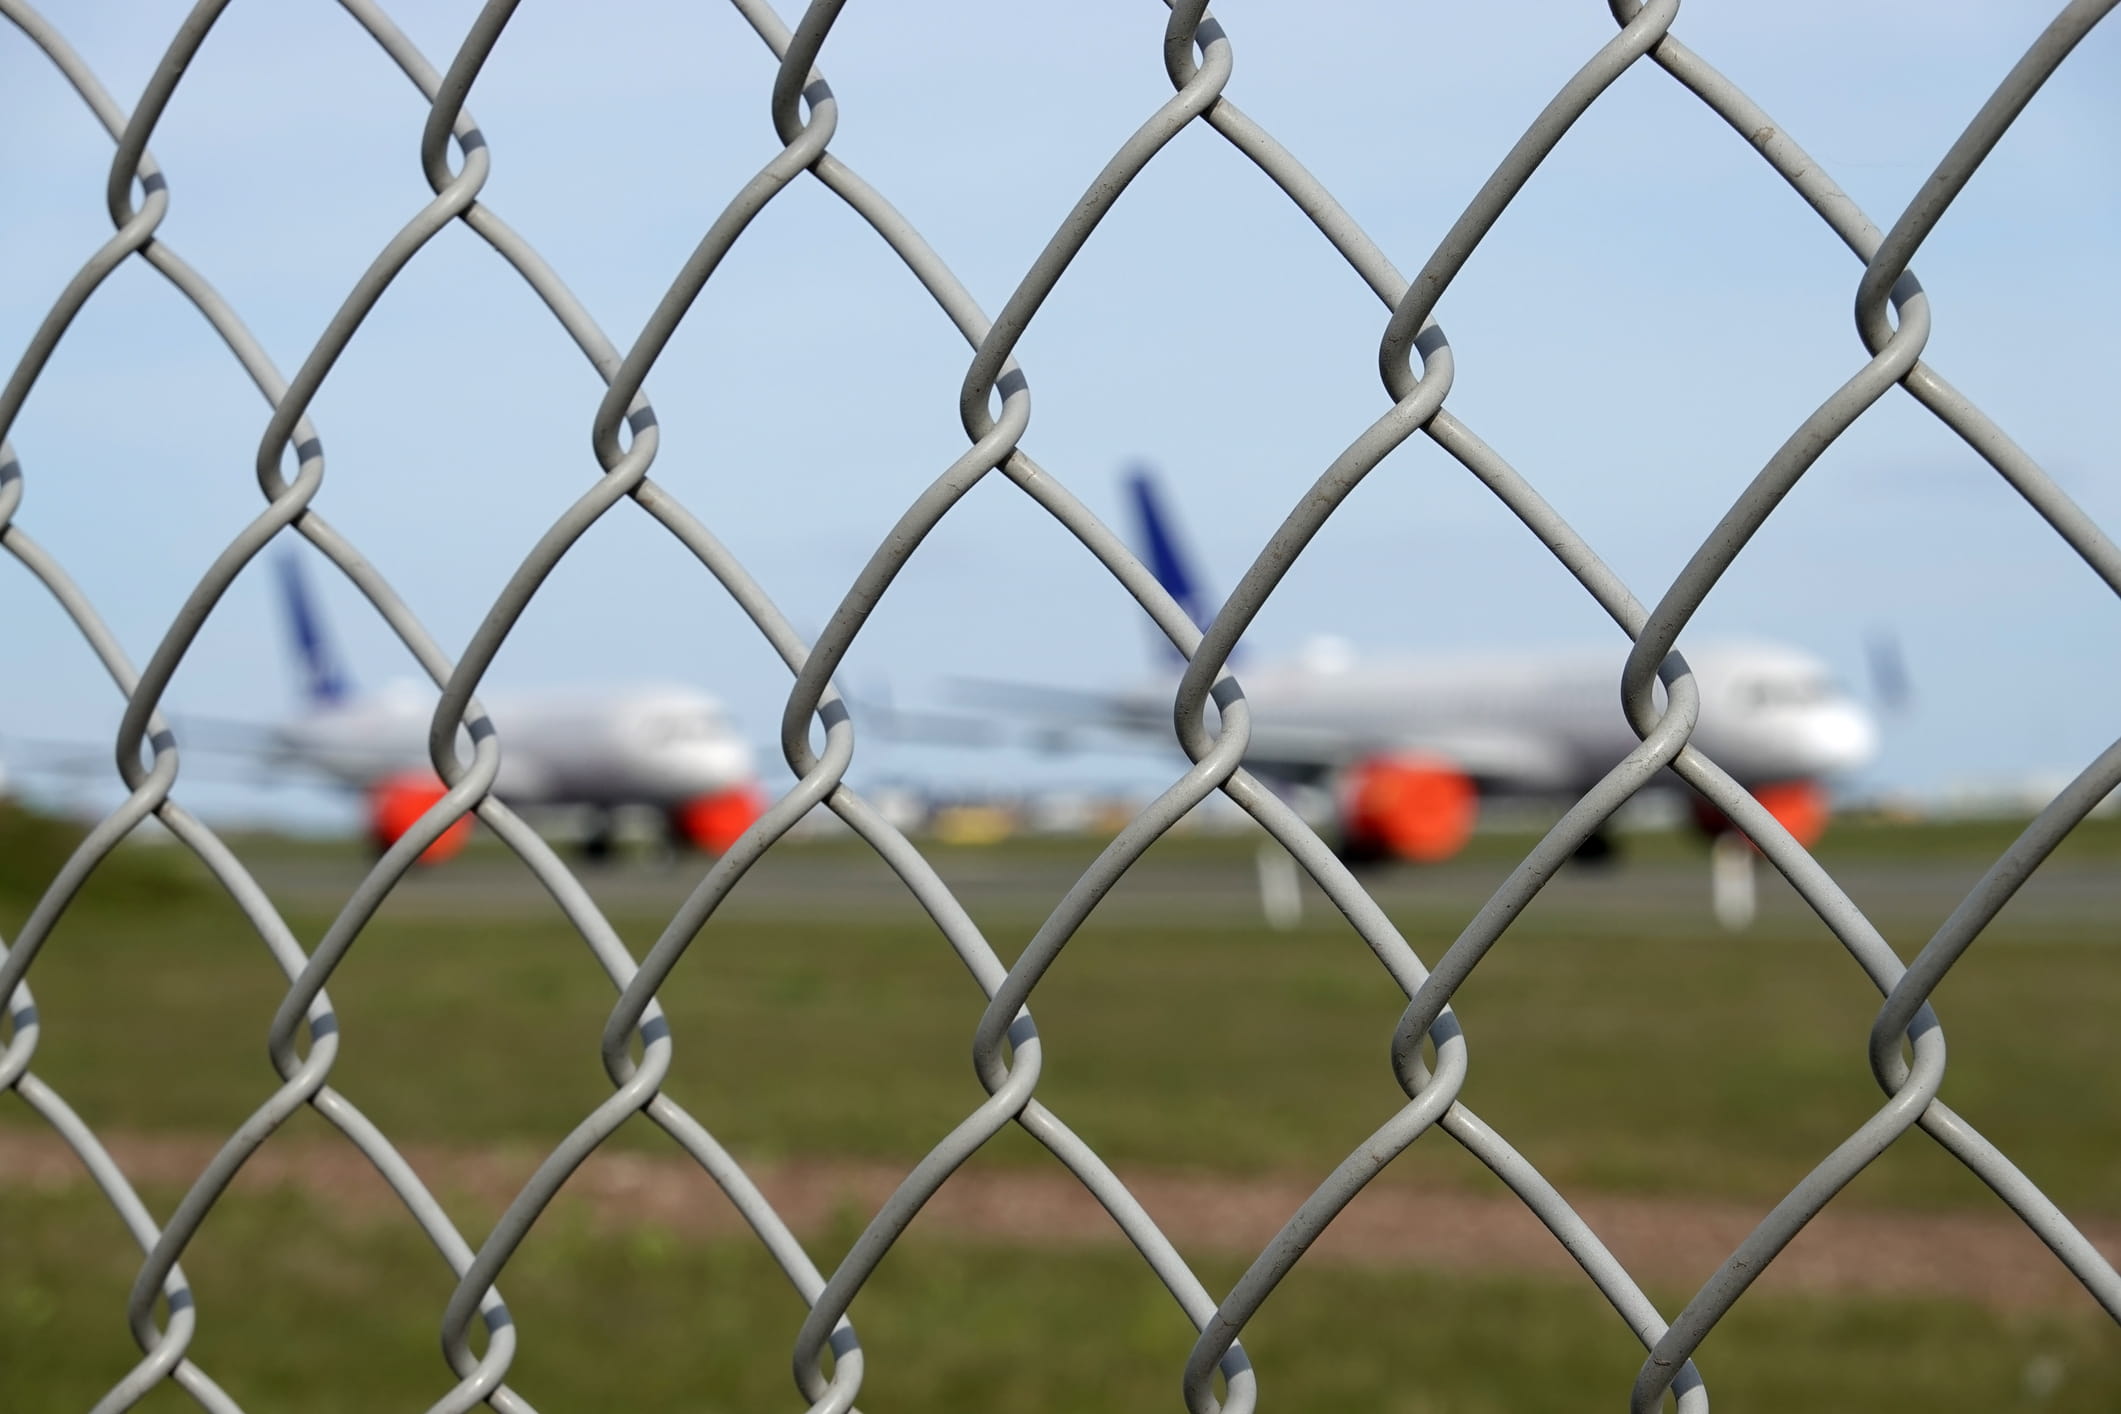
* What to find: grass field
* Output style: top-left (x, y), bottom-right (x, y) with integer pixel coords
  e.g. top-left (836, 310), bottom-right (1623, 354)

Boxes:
top-left (3, 807), bottom-right (2119, 1408)
top-left (8, 1185), bottom-right (2120, 1413)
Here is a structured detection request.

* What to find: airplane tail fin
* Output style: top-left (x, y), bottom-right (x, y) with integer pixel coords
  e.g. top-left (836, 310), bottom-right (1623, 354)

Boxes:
top-left (276, 550), bottom-right (351, 708)
top-left (1124, 463), bottom-right (1221, 664)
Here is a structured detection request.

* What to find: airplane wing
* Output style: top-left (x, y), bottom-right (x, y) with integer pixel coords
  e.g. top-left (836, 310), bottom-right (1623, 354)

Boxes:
top-left (0, 728), bottom-right (304, 787)
top-left (944, 680), bottom-right (1581, 792)
top-left (944, 677), bottom-right (1173, 755)
top-left (845, 692), bottom-right (1012, 749)
top-left (0, 733), bottom-right (117, 781)
top-left (1370, 729), bottom-right (1580, 793)
top-left (1227, 723), bottom-right (1578, 793)
top-left (4, 712), bottom-right (396, 784)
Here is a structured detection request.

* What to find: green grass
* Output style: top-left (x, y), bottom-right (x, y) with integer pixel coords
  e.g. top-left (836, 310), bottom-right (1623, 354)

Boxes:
top-left (5, 814), bottom-right (2120, 1407)
top-left (0, 802), bottom-right (204, 916)
top-left (3, 1185), bottom-right (2116, 1413)
top-left (5, 818), bottom-right (2120, 1213)
top-left (4, 822), bottom-right (2121, 1212)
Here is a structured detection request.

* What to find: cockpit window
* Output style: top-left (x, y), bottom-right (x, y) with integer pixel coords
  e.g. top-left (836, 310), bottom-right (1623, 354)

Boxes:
top-left (644, 713), bottom-right (722, 745)
top-left (1739, 675), bottom-right (1833, 710)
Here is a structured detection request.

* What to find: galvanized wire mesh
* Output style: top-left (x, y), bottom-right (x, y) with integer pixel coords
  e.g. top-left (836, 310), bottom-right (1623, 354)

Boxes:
top-left (3, 1), bottom-right (2119, 1410)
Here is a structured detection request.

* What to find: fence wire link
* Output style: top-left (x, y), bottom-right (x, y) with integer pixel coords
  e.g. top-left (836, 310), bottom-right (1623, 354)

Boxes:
top-left (3, 0), bottom-right (2118, 1408)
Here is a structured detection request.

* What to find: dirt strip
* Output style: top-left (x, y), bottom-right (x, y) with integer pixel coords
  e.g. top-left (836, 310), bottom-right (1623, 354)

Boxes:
top-left (5, 1129), bottom-right (2115, 1312)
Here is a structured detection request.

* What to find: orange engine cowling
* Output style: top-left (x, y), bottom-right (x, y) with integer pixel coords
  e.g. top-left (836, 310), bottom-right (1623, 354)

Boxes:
top-left (1340, 756), bottom-right (1478, 863)
top-left (366, 771), bottom-right (473, 864)
top-left (671, 783), bottom-right (768, 854)
top-left (1691, 778), bottom-right (1831, 849)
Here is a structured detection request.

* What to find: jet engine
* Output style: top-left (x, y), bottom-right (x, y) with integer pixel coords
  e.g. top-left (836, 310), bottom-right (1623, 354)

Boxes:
top-left (1339, 755), bottom-right (1478, 862)
top-left (366, 771), bottom-right (473, 863)
top-left (1691, 777), bottom-right (1830, 849)
top-left (670, 783), bottom-right (768, 854)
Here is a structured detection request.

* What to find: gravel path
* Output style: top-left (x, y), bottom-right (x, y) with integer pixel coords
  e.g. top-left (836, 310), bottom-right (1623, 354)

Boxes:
top-left (5, 1128), bottom-right (2113, 1312)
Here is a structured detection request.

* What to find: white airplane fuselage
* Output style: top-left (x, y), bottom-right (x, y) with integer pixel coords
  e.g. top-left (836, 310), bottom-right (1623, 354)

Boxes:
top-left (274, 681), bottom-right (758, 808)
top-left (1109, 639), bottom-right (1876, 794)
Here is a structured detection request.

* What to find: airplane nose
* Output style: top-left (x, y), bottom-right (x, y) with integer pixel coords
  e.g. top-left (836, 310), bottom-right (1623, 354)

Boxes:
top-left (1811, 701), bottom-right (1879, 773)
top-left (694, 738), bottom-right (757, 786)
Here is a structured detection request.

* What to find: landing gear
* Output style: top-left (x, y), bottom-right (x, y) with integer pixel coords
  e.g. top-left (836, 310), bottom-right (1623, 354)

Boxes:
top-left (1688, 779), bottom-right (1832, 932)
top-left (1569, 830), bottom-right (1621, 868)
top-left (579, 807), bottom-right (616, 865)
top-left (1331, 832), bottom-right (1392, 868)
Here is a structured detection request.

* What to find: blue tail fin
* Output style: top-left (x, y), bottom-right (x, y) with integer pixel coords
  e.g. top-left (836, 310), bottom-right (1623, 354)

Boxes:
top-left (1125, 463), bottom-right (1221, 664)
top-left (277, 551), bottom-right (351, 707)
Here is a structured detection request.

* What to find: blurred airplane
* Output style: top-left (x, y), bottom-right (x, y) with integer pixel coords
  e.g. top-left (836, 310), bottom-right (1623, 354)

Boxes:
top-left (959, 467), bottom-right (1878, 873)
top-left (264, 555), bottom-right (766, 862)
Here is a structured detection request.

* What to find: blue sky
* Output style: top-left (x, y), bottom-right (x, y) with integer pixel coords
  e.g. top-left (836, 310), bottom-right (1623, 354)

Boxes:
top-left (3, 1), bottom-right (2117, 828)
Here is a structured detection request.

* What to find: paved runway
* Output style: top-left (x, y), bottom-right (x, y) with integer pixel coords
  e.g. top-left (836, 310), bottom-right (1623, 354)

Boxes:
top-left (234, 822), bottom-right (2120, 946)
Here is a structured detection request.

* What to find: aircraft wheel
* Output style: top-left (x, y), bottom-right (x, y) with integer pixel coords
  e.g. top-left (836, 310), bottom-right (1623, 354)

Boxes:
top-left (580, 809), bottom-right (616, 864)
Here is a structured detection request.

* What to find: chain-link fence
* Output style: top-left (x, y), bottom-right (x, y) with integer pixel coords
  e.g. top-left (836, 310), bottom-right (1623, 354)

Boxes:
top-left (5, 1), bottom-right (2120, 1410)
